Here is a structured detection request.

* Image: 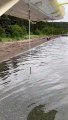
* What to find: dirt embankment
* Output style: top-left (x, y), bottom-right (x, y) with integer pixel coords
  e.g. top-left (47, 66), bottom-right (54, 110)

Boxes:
top-left (0, 36), bottom-right (56, 63)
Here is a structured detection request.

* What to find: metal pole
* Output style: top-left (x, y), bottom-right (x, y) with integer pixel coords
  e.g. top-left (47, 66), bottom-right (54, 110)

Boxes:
top-left (52, 15), bottom-right (53, 37)
top-left (28, 0), bottom-right (31, 74)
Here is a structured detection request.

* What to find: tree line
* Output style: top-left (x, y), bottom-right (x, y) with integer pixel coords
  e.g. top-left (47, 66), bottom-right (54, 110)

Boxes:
top-left (0, 15), bottom-right (68, 41)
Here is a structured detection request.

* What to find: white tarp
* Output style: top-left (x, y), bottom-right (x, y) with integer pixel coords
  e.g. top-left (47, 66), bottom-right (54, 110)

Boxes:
top-left (0, 0), bottom-right (65, 20)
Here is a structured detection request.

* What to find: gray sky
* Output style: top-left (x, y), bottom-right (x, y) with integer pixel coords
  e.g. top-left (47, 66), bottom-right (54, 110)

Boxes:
top-left (57, 0), bottom-right (68, 22)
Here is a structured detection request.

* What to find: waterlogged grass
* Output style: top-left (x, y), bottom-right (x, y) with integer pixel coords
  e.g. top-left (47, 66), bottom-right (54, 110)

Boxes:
top-left (27, 105), bottom-right (57, 120)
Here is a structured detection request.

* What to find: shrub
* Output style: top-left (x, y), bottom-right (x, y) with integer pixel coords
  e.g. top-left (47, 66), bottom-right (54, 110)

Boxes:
top-left (34, 29), bottom-right (41, 35)
top-left (0, 27), bottom-right (6, 38)
top-left (10, 24), bottom-right (27, 39)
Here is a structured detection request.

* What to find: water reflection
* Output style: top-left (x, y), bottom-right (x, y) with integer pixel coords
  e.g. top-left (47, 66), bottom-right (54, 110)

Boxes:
top-left (11, 59), bottom-right (19, 69)
top-left (0, 62), bottom-right (10, 80)
top-left (27, 105), bottom-right (57, 120)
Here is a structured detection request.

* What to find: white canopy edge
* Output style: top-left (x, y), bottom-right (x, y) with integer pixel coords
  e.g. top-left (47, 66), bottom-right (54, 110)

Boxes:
top-left (0, 0), bottom-right (65, 20)
top-left (0, 0), bottom-right (19, 16)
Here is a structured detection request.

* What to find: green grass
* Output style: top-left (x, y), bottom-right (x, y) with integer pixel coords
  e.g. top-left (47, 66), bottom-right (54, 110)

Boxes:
top-left (0, 37), bottom-right (13, 42)
top-left (0, 34), bottom-right (48, 42)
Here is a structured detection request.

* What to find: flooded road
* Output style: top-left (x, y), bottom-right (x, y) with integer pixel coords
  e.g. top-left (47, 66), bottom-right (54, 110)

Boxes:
top-left (0, 37), bottom-right (68, 120)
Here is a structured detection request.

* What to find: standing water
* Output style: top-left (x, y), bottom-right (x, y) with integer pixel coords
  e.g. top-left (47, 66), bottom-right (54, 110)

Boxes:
top-left (0, 37), bottom-right (68, 120)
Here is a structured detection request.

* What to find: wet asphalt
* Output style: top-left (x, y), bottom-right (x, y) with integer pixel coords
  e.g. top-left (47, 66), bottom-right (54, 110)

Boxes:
top-left (0, 37), bottom-right (68, 120)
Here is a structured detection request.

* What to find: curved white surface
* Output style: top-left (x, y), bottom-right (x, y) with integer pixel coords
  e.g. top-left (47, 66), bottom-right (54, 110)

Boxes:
top-left (0, 0), bottom-right (65, 20)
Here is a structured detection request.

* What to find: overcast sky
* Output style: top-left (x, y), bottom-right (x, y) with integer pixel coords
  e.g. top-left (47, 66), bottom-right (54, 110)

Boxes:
top-left (57, 0), bottom-right (68, 22)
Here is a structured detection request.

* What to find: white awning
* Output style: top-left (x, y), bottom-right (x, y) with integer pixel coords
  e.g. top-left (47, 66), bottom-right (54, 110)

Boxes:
top-left (0, 0), bottom-right (65, 20)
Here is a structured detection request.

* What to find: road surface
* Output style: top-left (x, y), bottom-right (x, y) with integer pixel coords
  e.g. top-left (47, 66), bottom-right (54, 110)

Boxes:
top-left (0, 37), bottom-right (68, 120)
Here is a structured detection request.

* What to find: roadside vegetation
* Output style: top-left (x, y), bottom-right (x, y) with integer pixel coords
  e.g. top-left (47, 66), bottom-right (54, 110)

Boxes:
top-left (0, 15), bottom-right (68, 42)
